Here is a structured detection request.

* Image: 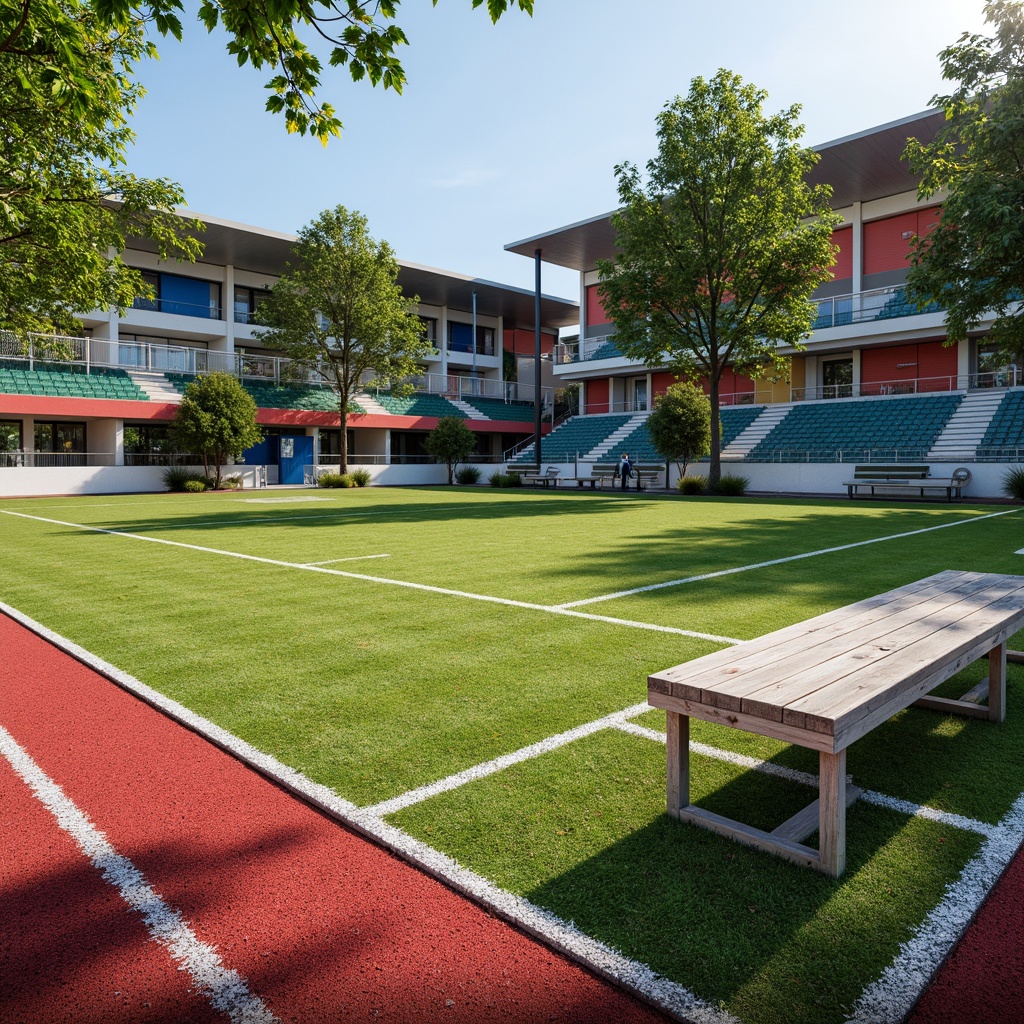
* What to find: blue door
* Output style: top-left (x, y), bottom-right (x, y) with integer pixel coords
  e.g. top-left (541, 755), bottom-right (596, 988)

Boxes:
top-left (278, 434), bottom-right (314, 485)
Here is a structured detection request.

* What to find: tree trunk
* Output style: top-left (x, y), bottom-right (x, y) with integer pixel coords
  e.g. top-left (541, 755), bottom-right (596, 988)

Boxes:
top-left (338, 402), bottom-right (349, 475)
top-left (708, 382), bottom-right (722, 488)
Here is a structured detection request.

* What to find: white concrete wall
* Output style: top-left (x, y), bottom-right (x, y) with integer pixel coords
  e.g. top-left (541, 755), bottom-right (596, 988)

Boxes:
top-left (0, 465), bottom-right (264, 498)
top-left (504, 460), bottom-right (1015, 500)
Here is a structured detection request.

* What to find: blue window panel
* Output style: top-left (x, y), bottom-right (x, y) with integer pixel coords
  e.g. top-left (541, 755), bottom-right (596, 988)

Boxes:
top-left (449, 322), bottom-right (473, 353)
top-left (160, 274), bottom-right (216, 319)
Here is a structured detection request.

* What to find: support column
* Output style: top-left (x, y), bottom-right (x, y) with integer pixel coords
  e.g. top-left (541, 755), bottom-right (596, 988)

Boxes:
top-left (533, 249), bottom-right (542, 465)
top-left (819, 749), bottom-right (847, 878)
top-left (665, 712), bottom-right (690, 817)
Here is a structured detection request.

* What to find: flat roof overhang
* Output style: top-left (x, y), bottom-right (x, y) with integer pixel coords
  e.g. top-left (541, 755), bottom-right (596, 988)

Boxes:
top-left (129, 212), bottom-right (578, 329)
top-left (505, 109), bottom-right (946, 272)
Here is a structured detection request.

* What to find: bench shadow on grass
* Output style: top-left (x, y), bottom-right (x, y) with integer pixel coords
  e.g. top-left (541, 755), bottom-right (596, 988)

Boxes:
top-left (522, 752), bottom-right (983, 1024)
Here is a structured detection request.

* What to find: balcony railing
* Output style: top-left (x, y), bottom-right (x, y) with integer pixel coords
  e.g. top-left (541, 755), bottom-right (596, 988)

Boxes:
top-left (792, 368), bottom-right (1020, 401)
top-left (0, 331), bottom-right (555, 410)
top-left (811, 285), bottom-right (943, 330)
top-left (131, 296), bottom-right (222, 320)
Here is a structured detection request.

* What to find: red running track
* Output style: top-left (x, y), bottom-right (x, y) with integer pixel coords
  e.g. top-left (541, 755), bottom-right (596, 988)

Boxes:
top-left (0, 614), bottom-right (666, 1024)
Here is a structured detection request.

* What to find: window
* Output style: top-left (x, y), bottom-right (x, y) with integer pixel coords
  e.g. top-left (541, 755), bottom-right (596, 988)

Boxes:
top-left (234, 286), bottom-right (272, 324)
top-left (34, 421), bottom-right (86, 464)
top-left (420, 317), bottom-right (438, 344)
top-left (124, 424), bottom-right (175, 465)
top-left (0, 420), bottom-right (21, 465)
top-left (132, 272), bottom-right (222, 319)
top-left (822, 358), bottom-right (853, 399)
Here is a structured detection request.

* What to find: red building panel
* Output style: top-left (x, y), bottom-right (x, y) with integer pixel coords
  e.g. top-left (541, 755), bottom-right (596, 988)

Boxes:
top-left (860, 340), bottom-right (957, 393)
top-left (863, 212), bottom-right (918, 275)
top-left (651, 371), bottom-right (676, 397)
top-left (585, 378), bottom-right (609, 414)
top-left (585, 284), bottom-right (612, 327)
top-left (831, 226), bottom-right (853, 281)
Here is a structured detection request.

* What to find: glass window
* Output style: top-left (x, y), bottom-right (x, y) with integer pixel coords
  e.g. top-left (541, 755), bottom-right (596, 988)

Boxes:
top-left (420, 317), bottom-right (437, 343)
top-left (133, 271), bottom-right (160, 311)
top-left (34, 421), bottom-right (86, 453)
top-left (822, 358), bottom-right (853, 399)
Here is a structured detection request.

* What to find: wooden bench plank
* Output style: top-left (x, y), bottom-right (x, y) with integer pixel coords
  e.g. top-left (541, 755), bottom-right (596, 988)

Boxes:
top-left (649, 570), bottom-right (979, 704)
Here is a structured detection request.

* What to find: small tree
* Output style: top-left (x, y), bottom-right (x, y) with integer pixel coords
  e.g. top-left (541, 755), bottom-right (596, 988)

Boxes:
top-left (425, 417), bottom-right (477, 484)
top-left (904, 0), bottom-right (1024, 365)
top-left (172, 372), bottom-right (263, 488)
top-left (597, 71), bottom-right (840, 486)
top-left (647, 382), bottom-right (712, 478)
top-left (256, 206), bottom-right (432, 474)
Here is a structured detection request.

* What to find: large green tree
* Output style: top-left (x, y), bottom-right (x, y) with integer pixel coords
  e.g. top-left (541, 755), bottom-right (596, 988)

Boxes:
top-left (255, 206), bottom-right (432, 473)
top-left (646, 381), bottom-right (712, 479)
top-left (0, 2), bottom-right (201, 334)
top-left (904, 0), bottom-right (1024, 365)
top-left (596, 71), bottom-right (840, 486)
top-left (172, 371), bottom-right (264, 488)
top-left (4, 1), bottom-right (533, 143)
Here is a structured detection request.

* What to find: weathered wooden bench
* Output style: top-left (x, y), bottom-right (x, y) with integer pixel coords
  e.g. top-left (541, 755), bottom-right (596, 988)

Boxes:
top-left (647, 570), bottom-right (1024, 877)
top-left (522, 466), bottom-right (560, 487)
top-left (843, 465), bottom-right (971, 501)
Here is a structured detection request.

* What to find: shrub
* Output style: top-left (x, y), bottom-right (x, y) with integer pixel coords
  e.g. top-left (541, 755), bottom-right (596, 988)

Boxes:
top-left (456, 466), bottom-right (481, 485)
top-left (489, 471), bottom-right (507, 487)
top-left (317, 472), bottom-right (354, 488)
top-left (505, 470), bottom-right (522, 487)
top-left (1002, 467), bottom-right (1024, 501)
top-left (677, 476), bottom-right (707, 495)
top-left (183, 478), bottom-right (207, 493)
top-left (350, 468), bottom-right (372, 487)
top-left (162, 466), bottom-right (206, 492)
top-left (712, 473), bottom-right (749, 497)
top-left (220, 474), bottom-right (243, 490)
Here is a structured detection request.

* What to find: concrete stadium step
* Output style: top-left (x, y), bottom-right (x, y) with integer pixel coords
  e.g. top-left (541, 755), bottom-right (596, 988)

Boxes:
top-left (723, 404), bottom-right (793, 458)
top-left (127, 372), bottom-right (184, 403)
top-left (355, 392), bottom-right (391, 416)
top-left (587, 413), bottom-right (648, 459)
top-left (447, 398), bottom-right (485, 419)
top-left (927, 389), bottom-right (1006, 459)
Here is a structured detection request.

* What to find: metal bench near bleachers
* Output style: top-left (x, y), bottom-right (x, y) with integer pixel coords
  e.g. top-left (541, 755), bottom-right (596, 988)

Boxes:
top-left (522, 466), bottom-right (561, 487)
top-left (590, 462), bottom-right (663, 490)
top-left (648, 570), bottom-right (1024, 878)
top-left (843, 464), bottom-right (971, 501)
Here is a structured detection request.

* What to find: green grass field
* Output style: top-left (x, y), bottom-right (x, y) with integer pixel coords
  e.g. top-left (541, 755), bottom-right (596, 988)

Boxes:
top-left (2, 486), bottom-right (1023, 1024)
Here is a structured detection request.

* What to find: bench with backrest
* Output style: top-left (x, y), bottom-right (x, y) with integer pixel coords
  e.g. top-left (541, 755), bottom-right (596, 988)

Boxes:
top-left (648, 570), bottom-right (1024, 877)
top-left (521, 466), bottom-right (561, 487)
top-left (843, 464), bottom-right (971, 501)
top-left (589, 462), bottom-right (664, 490)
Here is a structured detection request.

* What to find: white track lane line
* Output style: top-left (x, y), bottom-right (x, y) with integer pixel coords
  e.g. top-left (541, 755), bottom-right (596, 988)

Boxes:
top-left (0, 604), bottom-right (735, 1024)
top-left (847, 793), bottom-right (1024, 1024)
top-left (0, 511), bottom-right (741, 645)
top-left (0, 724), bottom-right (279, 1024)
top-left (557, 508), bottom-right (1021, 609)
top-left (612, 720), bottom-right (996, 837)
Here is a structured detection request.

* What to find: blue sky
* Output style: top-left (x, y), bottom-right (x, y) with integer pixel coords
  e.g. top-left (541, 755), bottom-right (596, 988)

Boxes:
top-left (126, 0), bottom-right (991, 301)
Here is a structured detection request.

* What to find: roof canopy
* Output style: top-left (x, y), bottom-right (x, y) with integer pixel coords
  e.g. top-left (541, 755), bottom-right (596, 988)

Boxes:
top-left (505, 109), bottom-right (945, 272)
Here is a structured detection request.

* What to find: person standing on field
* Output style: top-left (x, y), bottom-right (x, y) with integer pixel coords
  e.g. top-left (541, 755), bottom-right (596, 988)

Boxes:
top-left (619, 453), bottom-right (633, 490)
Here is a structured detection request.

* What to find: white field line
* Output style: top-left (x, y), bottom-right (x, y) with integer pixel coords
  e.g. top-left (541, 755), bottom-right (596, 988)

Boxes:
top-left (847, 793), bottom-right (1024, 1024)
top-left (613, 720), bottom-right (996, 837)
top-left (557, 508), bottom-right (1022, 609)
top-left (0, 604), bottom-right (734, 1024)
top-left (359, 702), bottom-right (652, 819)
top-left (0, 511), bottom-right (740, 645)
top-left (0, 723), bottom-right (279, 1024)
top-left (1017, 548), bottom-right (1024, 554)
top-left (302, 554), bottom-right (390, 566)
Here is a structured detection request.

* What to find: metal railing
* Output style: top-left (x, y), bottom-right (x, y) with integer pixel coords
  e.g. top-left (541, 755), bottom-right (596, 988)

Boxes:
top-left (0, 331), bottom-right (556, 408)
top-left (811, 284), bottom-right (943, 330)
top-left (1, 451), bottom-right (116, 467)
top-left (792, 368), bottom-right (1020, 401)
top-left (132, 296), bottom-right (222, 320)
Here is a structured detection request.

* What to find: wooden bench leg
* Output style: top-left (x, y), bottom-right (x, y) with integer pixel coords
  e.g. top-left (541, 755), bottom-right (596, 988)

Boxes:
top-left (989, 642), bottom-right (1007, 723)
top-left (819, 749), bottom-right (847, 878)
top-left (666, 711), bottom-right (690, 817)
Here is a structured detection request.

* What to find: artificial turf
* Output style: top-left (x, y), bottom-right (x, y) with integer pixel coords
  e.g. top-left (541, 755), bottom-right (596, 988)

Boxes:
top-left (1, 486), bottom-right (1021, 1023)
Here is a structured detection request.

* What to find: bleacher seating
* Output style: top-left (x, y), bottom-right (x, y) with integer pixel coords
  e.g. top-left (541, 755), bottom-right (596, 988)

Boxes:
top-left (874, 287), bottom-right (941, 320)
top-left (746, 394), bottom-right (963, 462)
top-left (511, 414), bottom-right (632, 464)
top-left (165, 372), bottom-right (355, 413)
top-left (459, 396), bottom-right (535, 423)
top-left (372, 392), bottom-right (466, 418)
top-left (977, 390), bottom-right (1024, 456)
top-left (0, 363), bottom-right (149, 401)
